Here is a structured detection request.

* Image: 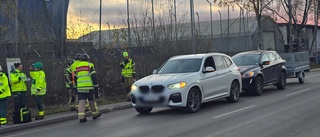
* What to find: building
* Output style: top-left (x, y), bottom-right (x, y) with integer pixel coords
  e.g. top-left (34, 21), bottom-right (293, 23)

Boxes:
top-left (79, 15), bottom-right (285, 53)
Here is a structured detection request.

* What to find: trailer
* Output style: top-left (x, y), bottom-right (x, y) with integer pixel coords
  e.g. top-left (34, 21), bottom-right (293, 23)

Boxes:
top-left (279, 51), bottom-right (310, 84)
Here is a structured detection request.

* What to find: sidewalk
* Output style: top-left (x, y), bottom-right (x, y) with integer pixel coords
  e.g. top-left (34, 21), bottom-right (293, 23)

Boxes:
top-left (0, 101), bottom-right (132, 135)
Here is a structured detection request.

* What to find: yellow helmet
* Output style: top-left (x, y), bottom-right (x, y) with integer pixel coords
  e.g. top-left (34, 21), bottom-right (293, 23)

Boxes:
top-left (123, 52), bottom-right (129, 57)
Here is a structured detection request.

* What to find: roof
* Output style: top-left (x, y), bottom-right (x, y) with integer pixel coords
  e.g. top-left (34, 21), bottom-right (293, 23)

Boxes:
top-left (169, 53), bottom-right (227, 60)
top-left (234, 50), bottom-right (269, 55)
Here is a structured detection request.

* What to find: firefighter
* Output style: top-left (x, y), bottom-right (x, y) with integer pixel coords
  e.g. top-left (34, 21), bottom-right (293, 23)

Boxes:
top-left (120, 51), bottom-right (136, 101)
top-left (71, 54), bottom-right (89, 111)
top-left (30, 62), bottom-right (46, 120)
top-left (75, 54), bottom-right (101, 123)
top-left (65, 59), bottom-right (77, 111)
top-left (10, 63), bottom-right (29, 111)
top-left (0, 65), bottom-right (11, 127)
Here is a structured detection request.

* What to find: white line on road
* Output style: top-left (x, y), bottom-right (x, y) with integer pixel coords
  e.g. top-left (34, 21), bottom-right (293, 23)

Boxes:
top-left (213, 105), bottom-right (256, 119)
top-left (286, 88), bottom-right (310, 97)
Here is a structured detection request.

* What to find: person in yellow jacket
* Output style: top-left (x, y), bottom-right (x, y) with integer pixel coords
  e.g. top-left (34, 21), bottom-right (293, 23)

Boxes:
top-left (30, 62), bottom-right (46, 120)
top-left (120, 52), bottom-right (136, 101)
top-left (75, 54), bottom-right (100, 123)
top-left (65, 59), bottom-right (77, 111)
top-left (10, 63), bottom-right (29, 111)
top-left (0, 65), bottom-right (11, 127)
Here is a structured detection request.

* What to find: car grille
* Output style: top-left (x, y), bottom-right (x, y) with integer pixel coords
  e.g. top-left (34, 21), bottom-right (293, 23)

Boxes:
top-left (138, 85), bottom-right (165, 94)
top-left (151, 85), bottom-right (164, 93)
top-left (139, 86), bottom-right (149, 94)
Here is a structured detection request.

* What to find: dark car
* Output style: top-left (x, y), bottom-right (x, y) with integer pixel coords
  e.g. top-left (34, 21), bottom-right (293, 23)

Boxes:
top-left (232, 50), bottom-right (286, 95)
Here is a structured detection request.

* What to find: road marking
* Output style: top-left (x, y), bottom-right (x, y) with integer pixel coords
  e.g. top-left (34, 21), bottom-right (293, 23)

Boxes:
top-left (213, 105), bottom-right (256, 119)
top-left (286, 88), bottom-right (310, 96)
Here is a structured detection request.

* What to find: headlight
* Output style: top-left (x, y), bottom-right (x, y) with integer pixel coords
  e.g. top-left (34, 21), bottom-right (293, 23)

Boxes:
top-left (131, 84), bottom-right (138, 91)
top-left (242, 71), bottom-right (254, 78)
top-left (167, 82), bottom-right (187, 89)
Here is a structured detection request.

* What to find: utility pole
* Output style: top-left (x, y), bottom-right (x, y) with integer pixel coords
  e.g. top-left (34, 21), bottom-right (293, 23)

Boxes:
top-left (190, 0), bottom-right (195, 53)
top-left (206, 0), bottom-right (213, 39)
top-left (218, 10), bottom-right (222, 50)
top-left (15, 0), bottom-right (19, 57)
top-left (314, 0), bottom-right (318, 63)
top-left (152, 0), bottom-right (155, 42)
top-left (174, 0), bottom-right (177, 42)
top-left (99, 0), bottom-right (102, 49)
top-left (127, 0), bottom-right (131, 47)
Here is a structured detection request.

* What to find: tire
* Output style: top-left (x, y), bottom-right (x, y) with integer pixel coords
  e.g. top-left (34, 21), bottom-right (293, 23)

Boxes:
top-left (184, 88), bottom-right (201, 113)
top-left (252, 76), bottom-right (263, 96)
top-left (135, 107), bottom-right (153, 114)
top-left (226, 80), bottom-right (240, 103)
top-left (276, 71), bottom-right (286, 90)
top-left (298, 71), bottom-right (305, 84)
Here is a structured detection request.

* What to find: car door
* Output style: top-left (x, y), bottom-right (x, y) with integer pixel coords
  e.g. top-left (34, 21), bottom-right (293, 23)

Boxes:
top-left (200, 56), bottom-right (220, 100)
top-left (267, 52), bottom-right (278, 82)
top-left (260, 53), bottom-right (273, 84)
top-left (212, 55), bottom-right (230, 95)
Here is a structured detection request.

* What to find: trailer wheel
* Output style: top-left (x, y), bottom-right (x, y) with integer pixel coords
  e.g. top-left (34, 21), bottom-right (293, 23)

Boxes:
top-left (298, 71), bottom-right (305, 84)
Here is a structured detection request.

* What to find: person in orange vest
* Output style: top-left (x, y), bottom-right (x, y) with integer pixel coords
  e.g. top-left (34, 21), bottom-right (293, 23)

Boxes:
top-left (0, 65), bottom-right (12, 127)
top-left (120, 52), bottom-right (136, 101)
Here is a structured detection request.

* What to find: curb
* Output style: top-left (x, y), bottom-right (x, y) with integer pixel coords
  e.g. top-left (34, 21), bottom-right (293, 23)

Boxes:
top-left (310, 68), bottom-right (320, 72)
top-left (0, 103), bottom-right (132, 135)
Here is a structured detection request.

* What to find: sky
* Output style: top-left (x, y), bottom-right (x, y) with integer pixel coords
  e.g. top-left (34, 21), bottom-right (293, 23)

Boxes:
top-left (67, 0), bottom-right (247, 39)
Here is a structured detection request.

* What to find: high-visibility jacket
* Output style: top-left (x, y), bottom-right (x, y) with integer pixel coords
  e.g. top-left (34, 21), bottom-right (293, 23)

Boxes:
top-left (65, 68), bottom-right (73, 88)
top-left (0, 72), bottom-right (11, 99)
top-left (70, 60), bottom-right (82, 73)
top-left (30, 70), bottom-right (46, 95)
top-left (75, 61), bottom-right (97, 93)
top-left (121, 59), bottom-right (135, 77)
top-left (10, 69), bottom-right (27, 92)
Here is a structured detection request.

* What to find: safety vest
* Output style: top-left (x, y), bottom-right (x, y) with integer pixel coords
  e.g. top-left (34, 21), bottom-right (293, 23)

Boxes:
top-left (121, 59), bottom-right (135, 77)
top-left (70, 60), bottom-right (82, 73)
top-left (76, 61), bottom-right (95, 93)
top-left (10, 70), bottom-right (27, 92)
top-left (0, 72), bottom-right (11, 99)
top-left (30, 70), bottom-right (46, 95)
top-left (65, 68), bottom-right (73, 88)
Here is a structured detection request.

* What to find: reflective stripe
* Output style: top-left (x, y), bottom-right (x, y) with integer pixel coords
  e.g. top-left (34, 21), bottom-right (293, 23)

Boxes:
top-left (78, 113), bottom-right (85, 116)
top-left (0, 118), bottom-right (7, 124)
top-left (39, 111), bottom-right (44, 116)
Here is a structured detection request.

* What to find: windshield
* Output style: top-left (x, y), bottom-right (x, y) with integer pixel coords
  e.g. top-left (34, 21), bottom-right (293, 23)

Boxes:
top-left (157, 59), bottom-right (202, 74)
top-left (232, 54), bottom-right (260, 66)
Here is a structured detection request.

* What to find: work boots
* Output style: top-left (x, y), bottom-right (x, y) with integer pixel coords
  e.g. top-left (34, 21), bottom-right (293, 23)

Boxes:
top-left (79, 118), bottom-right (87, 123)
top-left (92, 113), bottom-right (101, 120)
top-left (35, 116), bottom-right (44, 120)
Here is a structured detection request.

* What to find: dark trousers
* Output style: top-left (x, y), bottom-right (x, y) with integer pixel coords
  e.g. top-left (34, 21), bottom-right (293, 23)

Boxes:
top-left (0, 98), bottom-right (8, 125)
top-left (33, 95), bottom-right (45, 116)
top-left (13, 92), bottom-right (27, 110)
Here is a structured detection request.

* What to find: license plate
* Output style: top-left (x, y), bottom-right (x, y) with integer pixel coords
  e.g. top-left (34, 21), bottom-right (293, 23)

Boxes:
top-left (144, 95), bottom-right (159, 101)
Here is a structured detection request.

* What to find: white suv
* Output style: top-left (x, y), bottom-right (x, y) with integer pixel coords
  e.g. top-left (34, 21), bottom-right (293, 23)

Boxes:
top-left (130, 53), bottom-right (242, 114)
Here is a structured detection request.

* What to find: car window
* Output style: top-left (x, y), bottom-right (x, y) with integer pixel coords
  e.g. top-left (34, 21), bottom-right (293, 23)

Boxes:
top-left (157, 59), bottom-right (202, 74)
top-left (261, 54), bottom-right (270, 63)
top-left (232, 54), bottom-right (260, 66)
top-left (274, 52), bottom-right (282, 60)
top-left (267, 53), bottom-right (276, 62)
top-left (203, 56), bottom-right (215, 70)
top-left (223, 56), bottom-right (232, 68)
top-left (213, 55), bottom-right (226, 71)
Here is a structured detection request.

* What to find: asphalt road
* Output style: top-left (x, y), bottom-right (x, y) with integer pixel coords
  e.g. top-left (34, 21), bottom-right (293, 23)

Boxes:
top-left (4, 71), bottom-right (320, 137)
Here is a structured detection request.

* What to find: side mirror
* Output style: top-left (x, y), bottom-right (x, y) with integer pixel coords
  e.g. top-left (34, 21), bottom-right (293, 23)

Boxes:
top-left (204, 66), bottom-right (215, 73)
top-left (152, 69), bottom-right (157, 74)
top-left (262, 61), bottom-right (270, 65)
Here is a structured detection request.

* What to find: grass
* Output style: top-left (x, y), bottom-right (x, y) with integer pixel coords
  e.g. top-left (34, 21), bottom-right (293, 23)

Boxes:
top-left (310, 63), bottom-right (320, 69)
